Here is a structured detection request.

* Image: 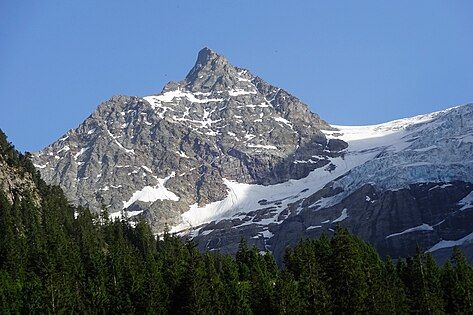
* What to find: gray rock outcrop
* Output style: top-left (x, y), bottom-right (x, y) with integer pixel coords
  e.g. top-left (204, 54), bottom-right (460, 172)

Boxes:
top-left (33, 48), bottom-right (345, 231)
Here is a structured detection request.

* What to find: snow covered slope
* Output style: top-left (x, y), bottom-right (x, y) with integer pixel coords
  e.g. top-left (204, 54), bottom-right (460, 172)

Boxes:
top-left (174, 104), bottom-right (473, 231)
top-left (189, 103), bottom-right (473, 261)
top-left (321, 105), bottom-right (473, 204)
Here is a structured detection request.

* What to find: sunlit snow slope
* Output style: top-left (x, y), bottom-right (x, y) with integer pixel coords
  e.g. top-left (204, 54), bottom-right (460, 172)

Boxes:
top-left (175, 104), bottom-right (473, 247)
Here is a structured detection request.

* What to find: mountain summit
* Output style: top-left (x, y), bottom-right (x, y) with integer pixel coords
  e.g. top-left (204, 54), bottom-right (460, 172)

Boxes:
top-left (185, 47), bottom-right (230, 82)
top-left (33, 48), bottom-right (344, 230)
top-left (33, 49), bottom-right (473, 262)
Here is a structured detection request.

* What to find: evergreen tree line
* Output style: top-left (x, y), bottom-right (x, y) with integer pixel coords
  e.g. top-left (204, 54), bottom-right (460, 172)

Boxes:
top-left (1, 129), bottom-right (473, 314)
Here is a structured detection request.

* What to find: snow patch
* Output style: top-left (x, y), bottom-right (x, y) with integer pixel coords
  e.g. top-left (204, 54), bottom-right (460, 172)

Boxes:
top-left (199, 230), bottom-right (214, 236)
top-left (428, 183), bottom-right (453, 191)
top-left (141, 166), bottom-right (153, 173)
top-left (294, 159), bottom-right (319, 164)
top-left (332, 208), bottom-right (348, 223)
top-left (458, 191), bottom-right (473, 211)
top-left (247, 144), bottom-right (277, 150)
top-left (427, 232), bottom-right (473, 252)
top-left (122, 172), bottom-right (179, 209)
top-left (260, 230), bottom-right (274, 239)
top-left (57, 146), bottom-right (70, 154)
top-left (74, 147), bottom-right (89, 160)
top-left (109, 210), bottom-right (144, 221)
top-left (144, 89), bottom-right (223, 106)
top-left (105, 128), bottom-right (135, 154)
top-left (323, 107), bottom-right (451, 142)
top-left (385, 223), bottom-right (433, 239)
top-left (273, 117), bottom-right (293, 128)
top-left (177, 151), bottom-right (190, 158)
top-left (171, 148), bottom-right (375, 233)
top-left (228, 88), bottom-right (257, 96)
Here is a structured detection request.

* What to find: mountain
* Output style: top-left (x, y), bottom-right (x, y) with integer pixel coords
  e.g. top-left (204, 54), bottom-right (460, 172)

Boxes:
top-left (33, 48), bottom-right (473, 262)
top-left (190, 104), bottom-right (473, 263)
top-left (0, 130), bottom-right (42, 207)
top-left (32, 48), bottom-right (345, 228)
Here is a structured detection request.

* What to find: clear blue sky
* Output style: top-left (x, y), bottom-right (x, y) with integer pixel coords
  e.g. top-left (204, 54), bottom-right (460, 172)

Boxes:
top-left (1, 1), bottom-right (472, 152)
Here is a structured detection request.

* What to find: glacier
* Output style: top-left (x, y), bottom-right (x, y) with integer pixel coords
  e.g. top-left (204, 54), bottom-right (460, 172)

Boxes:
top-left (172, 103), bottom-right (473, 234)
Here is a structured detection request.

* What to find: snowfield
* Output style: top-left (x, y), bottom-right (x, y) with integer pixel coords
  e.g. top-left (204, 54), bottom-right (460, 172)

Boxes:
top-left (171, 104), bottom-right (473, 234)
top-left (122, 172), bottom-right (179, 209)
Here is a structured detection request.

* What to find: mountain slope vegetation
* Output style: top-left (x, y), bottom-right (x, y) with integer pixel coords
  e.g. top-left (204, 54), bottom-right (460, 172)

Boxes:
top-left (1, 129), bottom-right (473, 313)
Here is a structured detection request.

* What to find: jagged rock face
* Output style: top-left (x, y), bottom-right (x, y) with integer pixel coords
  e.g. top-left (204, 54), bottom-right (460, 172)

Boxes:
top-left (32, 47), bottom-right (473, 262)
top-left (277, 181), bottom-right (473, 262)
top-left (33, 48), bottom-right (345, 230)
top-left (0, 157), bottom-right (40, 206)
top-left (189, 104), bottom-right (473, 262)
top-left (192, 181), bottom-right (473, 263)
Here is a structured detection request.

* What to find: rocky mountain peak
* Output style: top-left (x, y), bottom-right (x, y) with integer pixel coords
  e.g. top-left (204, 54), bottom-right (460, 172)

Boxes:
top-left (27, 46), bottom-right (473, 264)
top-left (192, 47), bottom-right (227, 70)
top-left (33, 48), bottom-right (345, 232)
top-left (184, 47), bottom-right (246, 93)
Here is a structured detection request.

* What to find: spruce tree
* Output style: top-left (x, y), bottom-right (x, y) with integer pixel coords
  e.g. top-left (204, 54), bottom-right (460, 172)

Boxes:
top-left (401, 246), bottom-right (445, 313)
top-left (328, 226), bottom-right (368, 313)
top-left (448, 247), bottom-right (473, 312)
top-left (274, 270), bottom-right (302, 314)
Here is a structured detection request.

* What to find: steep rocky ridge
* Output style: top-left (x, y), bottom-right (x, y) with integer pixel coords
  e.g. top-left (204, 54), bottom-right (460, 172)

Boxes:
top-left (0, 131), bottom-right (41, 206)
top-left (0, 158), bottom-right (40, 206)
top-left (33, 48), bottom-right (346, 230)
top-left (32, 48), bottom-right (473, 262)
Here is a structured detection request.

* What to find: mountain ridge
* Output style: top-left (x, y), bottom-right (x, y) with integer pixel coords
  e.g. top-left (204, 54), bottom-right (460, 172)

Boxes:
top-left (32, 48), bottom-right (473, 262)
top-left (33, 48), bottom-right (344, 232)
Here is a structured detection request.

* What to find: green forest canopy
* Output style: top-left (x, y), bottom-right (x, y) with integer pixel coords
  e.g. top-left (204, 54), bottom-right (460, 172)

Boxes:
top-left (1, 128), bottom-right (473, 314)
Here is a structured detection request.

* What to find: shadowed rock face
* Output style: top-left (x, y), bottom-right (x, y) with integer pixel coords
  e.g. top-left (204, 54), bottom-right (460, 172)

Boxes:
top-left (33, 48), bottom-right (346, 231)
top-left (193, 181), bottom-right (473, 264)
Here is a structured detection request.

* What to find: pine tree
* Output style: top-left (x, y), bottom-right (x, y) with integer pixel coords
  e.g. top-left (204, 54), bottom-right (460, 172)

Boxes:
top-left (359, 241), bottom-right (388, 313)
top-left (248, 249), bottom-right (276, 314)
top-left (236, 238), bottom-right (252, 281)
top-left (0, 129), bottom-right (19, 166)
top-left (328, 226), bottom-right (368, 313)
top-left (274, 270), bottom-right (302, 314)
top-left (297, 241), bottom-right (331, 313)
top-left (442, 260), bottom-right (458, 313)
top-left (445, 247), bottom-right (473, 312)
top-left (401, 246), bottom-right (444, 313)
top-left (219, 254), bottom-right (252, 314)
top-left (382, 256), bottom-right (408, 313)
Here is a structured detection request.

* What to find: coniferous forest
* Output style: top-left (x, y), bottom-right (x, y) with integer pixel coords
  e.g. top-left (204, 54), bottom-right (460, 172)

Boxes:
top-left (1, 130), bottom-right (473, 314)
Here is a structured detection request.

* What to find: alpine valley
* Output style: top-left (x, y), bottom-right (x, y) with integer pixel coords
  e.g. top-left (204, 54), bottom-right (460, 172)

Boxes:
top-left (33, 48), bottom-right (473, 263)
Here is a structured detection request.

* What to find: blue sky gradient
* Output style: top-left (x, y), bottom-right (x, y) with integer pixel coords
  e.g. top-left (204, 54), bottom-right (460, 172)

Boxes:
top-left (1, 1), bottom-right (472, 152)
